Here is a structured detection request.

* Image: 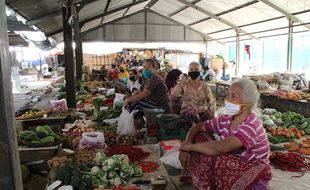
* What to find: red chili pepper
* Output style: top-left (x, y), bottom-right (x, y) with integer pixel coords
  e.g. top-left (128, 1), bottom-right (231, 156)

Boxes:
top-left (270, 152), bottom-right (310, 177)
top-left (106, 145), bottom-right (150, 162)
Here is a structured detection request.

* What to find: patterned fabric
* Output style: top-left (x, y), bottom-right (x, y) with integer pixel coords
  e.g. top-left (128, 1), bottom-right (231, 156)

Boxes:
top-left (202, 113), bottom-right (270, 164)
top-left (189, 152), bottom-right (271, 190)
top-left (173, 80), bottom-right (216, 114)
top-left (143, 74), bottom-right (169, 110)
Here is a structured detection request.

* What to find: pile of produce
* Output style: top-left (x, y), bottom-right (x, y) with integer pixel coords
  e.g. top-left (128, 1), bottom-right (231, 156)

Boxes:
top-left (76, 101), bottom-right (94, 115)
top-left (99, 105), bottom-right (123, 121)
top-left (267, 127), bottom-right (305, 144)
top-left (138, 161), bottom-right (159, 173)
top-left (284, 139), bottom-right (310, 155)
top-left (77, 80), bottom-right (89, 94)
top-left (19, 125), bottom-right (62, 146)
top-left (64, 119), bottom-right (97, 131)
top-left (72, 149), bottom-right (97, 163)
top-left (106, 145), bottom-right (150, 162)
top-left (260, 108), bottom-right (310, 134)
top-left (54, 152), bottom-right (143, 189)
top-left (16, 109), bottom-right (49, 120)
top-left (96, 123), bottom-right (117, 134)
top-left (48, 156), bottom-right (70, 169)
top-left (93, 95), bottom-right (107, 120)
top-left (104, 132), bottom-right (137, 148)
top-left (269, 152), bottom-right (310, 175)
top-left (301, 89), bottom-right (310, 102)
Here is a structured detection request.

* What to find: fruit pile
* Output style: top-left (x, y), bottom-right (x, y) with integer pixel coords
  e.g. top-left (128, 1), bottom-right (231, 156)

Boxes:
top-left (16, 110), bottom-right (49, 120)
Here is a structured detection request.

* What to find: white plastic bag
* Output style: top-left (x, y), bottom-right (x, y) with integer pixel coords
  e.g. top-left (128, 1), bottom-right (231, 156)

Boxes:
top-left (116, 107), bottom-right (136, 136)
top-left (113, 93), bottom-right (125, 107)
top-left (50, 98), bottom-right (68, 112)
top-left (160, 145), bottom-right (182, 169)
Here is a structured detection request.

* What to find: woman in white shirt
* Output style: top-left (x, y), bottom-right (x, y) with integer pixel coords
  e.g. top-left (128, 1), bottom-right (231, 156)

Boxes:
top-left (127, 69), bottom-right (141, 95)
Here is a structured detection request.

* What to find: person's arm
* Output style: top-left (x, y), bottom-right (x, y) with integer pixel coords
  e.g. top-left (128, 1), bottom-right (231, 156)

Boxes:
top-left (180, 136), bottom-right (243, 156)
top-left (125, 88), bottom-right (151, 103)
top-left (184, 122), bottom-right (204, 143)
top-left (203, 84), bottom-right (216, 115)
top-left (170, 82), bottom-right (184, 97)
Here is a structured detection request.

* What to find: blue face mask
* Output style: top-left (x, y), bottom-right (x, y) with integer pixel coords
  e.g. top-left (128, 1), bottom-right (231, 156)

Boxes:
top-left (143, 69), bottom-right (154, 78)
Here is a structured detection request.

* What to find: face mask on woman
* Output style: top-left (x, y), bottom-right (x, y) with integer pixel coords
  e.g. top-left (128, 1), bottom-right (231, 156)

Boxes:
top-left (225, 100), bottom-right (242, 116)
top-left (188, 71), bottom-right (200, 80)
top-left (143, 69), bottom-right (153, 78)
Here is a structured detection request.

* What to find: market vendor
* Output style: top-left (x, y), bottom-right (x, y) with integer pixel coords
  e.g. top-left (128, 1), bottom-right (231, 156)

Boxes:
top-left (118, 64), bottom-right (129, 83)
top-left (123, 59), bottom-right (169, 128)
top-left (165, 69), bottom-right (183, 113)
top-left (127, 69), bottom-right (141, 95)
top-left (201, 65), bottom-right (215, 81)
top-left (171, 61), bottom-right (215, 122)
top-left (179, 78), bottom-right (272, 190)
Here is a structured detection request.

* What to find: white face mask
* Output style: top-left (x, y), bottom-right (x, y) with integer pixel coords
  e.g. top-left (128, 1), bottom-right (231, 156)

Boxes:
top-left (225, 100), bottom-right (241, 116)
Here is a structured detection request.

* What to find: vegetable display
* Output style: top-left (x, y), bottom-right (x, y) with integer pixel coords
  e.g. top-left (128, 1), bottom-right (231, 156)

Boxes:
top-left (93, 95), bottom-right (107, 119)
top-left (16, 110), bottom-right (49, 120)
top-left (54, 152), bottom-right (143, 189)
top-left (283, 139), bottom-right (310, 155)
top-left (106, 145), bottom-right (150, 162)
top-left (19, 125), bottom-right (62, 146)
top-left (269, 152), bottom-right (310, 175)
top-left (104, 132), bottom-right (137, 148)
top-left (138, 161), bottom-right (159, 173)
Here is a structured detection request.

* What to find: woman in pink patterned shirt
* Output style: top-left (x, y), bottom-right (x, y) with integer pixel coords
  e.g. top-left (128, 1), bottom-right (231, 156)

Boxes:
top-left (179, 78), bottom-right (271, 190)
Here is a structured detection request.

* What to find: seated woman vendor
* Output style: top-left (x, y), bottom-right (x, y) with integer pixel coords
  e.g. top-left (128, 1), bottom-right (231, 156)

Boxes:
top-left (179, 78), bottom-right (271, 190)
top-left (123, 59), bottom-right (169, 128)
top-left (171, 61), bottom-right (215, 122)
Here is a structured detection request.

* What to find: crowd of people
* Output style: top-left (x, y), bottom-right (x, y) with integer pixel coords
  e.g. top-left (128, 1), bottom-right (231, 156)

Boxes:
top-left (88, 54), bottom-right (271, 190)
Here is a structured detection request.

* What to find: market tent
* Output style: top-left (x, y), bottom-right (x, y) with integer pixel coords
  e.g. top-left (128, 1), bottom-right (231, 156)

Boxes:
top-left (82, 9), bottom-right (205, 42)
top-left (5, 0), bottom-right (310, 44)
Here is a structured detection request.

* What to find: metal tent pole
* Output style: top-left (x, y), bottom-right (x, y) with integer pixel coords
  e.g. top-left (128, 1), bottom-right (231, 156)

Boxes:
top-left (287, 19), bottom-right (293, 72)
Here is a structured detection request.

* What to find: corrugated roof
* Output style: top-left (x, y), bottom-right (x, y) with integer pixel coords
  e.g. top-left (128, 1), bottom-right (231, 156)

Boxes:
top-left (5, 0), bottom-right (310, 43)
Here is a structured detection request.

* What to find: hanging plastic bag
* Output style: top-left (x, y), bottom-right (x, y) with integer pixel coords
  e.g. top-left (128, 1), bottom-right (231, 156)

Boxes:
top-left (116, 107), bottom-right (136, 136)
top-left (160, 145), bottom-right (182, 169)
top-left (113, 93), bottom-right (125, 107)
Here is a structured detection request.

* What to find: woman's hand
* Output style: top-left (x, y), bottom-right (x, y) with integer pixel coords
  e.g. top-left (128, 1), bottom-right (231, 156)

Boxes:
top-left (179, 142), bottom-right (192, 169)
top-left (123, 99), bottom-right (129, 110)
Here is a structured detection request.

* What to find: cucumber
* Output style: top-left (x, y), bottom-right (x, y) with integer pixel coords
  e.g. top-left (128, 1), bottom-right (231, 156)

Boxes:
top-left (283, 121), bottom-right (293, 128)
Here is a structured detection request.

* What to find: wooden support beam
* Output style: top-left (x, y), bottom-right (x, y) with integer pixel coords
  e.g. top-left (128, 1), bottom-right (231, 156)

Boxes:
top-left (63, 0), bottom-right (76, 108)
top-left (0, 0), bottom-right (23, 189)
top-left (74, 5), bottom-right (83, 81)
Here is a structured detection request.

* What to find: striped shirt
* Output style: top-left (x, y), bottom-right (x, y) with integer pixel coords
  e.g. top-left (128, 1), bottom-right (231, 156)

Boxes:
top-left (202, 113), bottom-right (270, 164)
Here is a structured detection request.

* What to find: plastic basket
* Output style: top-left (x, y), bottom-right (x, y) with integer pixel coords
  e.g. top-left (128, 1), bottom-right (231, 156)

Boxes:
top-left (156, 114), bottom-right (179, 130)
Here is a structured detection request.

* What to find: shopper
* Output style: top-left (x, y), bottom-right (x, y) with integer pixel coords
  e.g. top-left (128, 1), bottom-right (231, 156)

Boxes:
top-left (179, 78), bottom-right (271, 190)
top-left (171, 61), bottom-right (215, 122)
top-left (201, 65), bottom-right (215, 81)
top-left (127, 69), bottom-right (141, 95)
top-left (165, 69), bottom-right (183, 113)
top-left (123, 59), bottom-right (169, 128)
